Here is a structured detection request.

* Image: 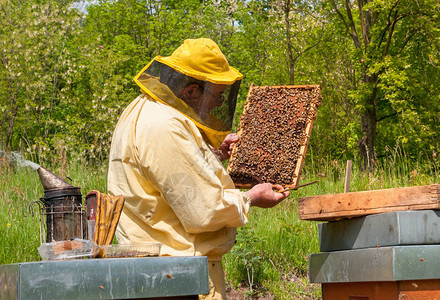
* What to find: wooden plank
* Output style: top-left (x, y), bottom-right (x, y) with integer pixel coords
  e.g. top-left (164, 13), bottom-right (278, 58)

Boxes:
top-left (270, 84), bottom-right (321, 89)
top-left (291, 97), bottom-right (318, 189)
top-left (344, 160), bottom-right (352, 193)
top-left (298, 184), bottom-right (440, 221)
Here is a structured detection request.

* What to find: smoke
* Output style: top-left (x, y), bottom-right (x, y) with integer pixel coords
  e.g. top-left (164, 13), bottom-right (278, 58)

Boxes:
top-left (0, 151), bottom-right (40, 170)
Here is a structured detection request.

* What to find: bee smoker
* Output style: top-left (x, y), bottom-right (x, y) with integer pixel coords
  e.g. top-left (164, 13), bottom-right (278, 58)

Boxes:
top-left (31, 166), bottom-right (87, 243)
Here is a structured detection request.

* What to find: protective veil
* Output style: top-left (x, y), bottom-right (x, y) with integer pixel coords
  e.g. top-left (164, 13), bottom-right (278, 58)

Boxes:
top-left (134, 38), bottom-right (242, 148)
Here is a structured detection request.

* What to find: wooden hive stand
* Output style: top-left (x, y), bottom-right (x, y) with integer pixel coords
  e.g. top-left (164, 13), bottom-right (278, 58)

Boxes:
top-left (303, 184), bottom-right (440, 300)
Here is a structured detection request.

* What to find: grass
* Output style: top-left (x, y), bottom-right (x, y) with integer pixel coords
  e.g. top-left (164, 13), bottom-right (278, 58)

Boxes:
top-left (0, 161), bottom-right (41, 264)
top-left (1, 152), bottom-right (439, 299)
top-left (0, 157), bottom-right (107, 264)
top-left (224, 194), bottom-right (321, 299)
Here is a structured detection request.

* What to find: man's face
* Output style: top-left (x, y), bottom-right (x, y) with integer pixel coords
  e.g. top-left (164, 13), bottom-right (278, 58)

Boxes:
top-left (181, 83), bottom-right (227, 120)
top-left (202, 83), bottom-right (227, 112)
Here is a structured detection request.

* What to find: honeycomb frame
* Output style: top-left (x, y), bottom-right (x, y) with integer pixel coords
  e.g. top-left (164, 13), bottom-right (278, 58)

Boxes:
top-left (227, 84), bottom-right (322, 189)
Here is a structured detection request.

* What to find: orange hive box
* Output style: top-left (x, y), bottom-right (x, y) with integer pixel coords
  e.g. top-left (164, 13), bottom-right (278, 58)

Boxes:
top-left (227, 84), bottom-right (322, 189)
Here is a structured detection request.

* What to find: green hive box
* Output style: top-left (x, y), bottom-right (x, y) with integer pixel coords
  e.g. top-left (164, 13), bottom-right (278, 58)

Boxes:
top-left (0, 256), bottom-right (209, 299)
top-left (319, 210), bottom-right (440, 252)
top-left (310, 244), bottom-right (440, 283)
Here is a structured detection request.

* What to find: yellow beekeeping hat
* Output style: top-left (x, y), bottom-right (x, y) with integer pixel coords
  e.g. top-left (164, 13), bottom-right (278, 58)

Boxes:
top-left (156, 38), bottom-right (242, 84)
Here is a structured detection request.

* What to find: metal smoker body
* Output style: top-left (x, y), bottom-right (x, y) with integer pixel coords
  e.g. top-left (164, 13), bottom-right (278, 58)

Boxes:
top-left (32, 166), bottom-right (87, 243)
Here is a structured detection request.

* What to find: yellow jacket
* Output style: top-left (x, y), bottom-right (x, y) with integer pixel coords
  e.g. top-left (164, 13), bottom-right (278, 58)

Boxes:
top-left (108, 94), bottom-right (251, 258)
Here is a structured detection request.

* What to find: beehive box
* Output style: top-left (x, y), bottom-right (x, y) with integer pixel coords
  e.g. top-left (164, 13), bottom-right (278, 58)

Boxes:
top-left (227, 84), bottom-right (322, 188)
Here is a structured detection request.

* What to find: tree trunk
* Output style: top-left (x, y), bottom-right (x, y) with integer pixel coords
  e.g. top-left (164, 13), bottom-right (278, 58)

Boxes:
top-left (358, 74), bottom-right (377, 171)
top-left (330, 0), bottom-right (379, 171)
top-left (359, 107), bottom-right (377, 170)
top-left (5, 78), bottom-right (18, 150)
top-left (283, 0), bottom-right (295, 85)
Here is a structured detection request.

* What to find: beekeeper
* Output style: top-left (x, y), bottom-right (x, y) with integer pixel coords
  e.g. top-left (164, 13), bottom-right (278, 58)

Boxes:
top-left (108, 38), bottom-right (289, 300)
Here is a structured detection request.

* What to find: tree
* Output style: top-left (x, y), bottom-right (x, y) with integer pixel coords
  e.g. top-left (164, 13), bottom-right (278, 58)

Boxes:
top-left (0, 0), bottom-right (82, 157)
top-left (329, 0), bottom-right (440, 169)
top-left (273, 0), bottom-right (328, 84)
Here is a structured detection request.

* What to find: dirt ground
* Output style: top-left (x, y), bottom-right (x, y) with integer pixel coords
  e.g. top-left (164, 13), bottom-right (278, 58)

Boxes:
top-left (225, 272), bottom-right (320, 299)
top-left (226, 284), bottom-right (274, 299)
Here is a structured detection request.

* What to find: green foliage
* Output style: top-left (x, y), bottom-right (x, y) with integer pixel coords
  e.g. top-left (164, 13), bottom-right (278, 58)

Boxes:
top-left (0, 0), bottom-right (88, 161)
top-left (1, 0), bottom-right (440, 164)
top-left (227, 226), bottom-right (265, 298)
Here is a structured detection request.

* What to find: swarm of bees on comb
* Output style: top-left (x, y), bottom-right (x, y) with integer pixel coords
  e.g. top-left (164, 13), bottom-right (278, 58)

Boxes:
top-left (227, 84), bottom-right (322, 188)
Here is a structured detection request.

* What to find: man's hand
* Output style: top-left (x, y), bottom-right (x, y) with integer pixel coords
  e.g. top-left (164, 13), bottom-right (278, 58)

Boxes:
top-left (245, 183), bottom-right (289, 208)
top-left (215, 133), bottom-right (239, 161)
